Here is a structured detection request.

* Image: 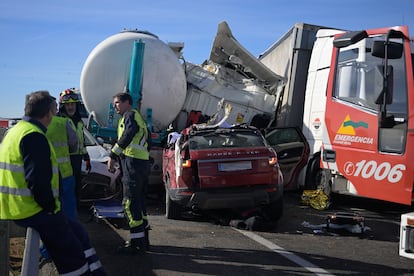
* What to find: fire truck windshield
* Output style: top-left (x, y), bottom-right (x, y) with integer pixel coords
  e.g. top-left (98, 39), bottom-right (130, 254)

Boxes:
top-left (334, 35), bottom-right (407, 116)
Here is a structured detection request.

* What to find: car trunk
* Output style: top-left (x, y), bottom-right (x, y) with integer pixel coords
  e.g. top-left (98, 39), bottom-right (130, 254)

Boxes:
top-left (190, 147), bottom-right (277, 189)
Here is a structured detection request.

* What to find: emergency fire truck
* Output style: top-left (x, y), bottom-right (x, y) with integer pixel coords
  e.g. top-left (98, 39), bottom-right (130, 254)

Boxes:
top-left (259, 23), bottom-right (414, 206)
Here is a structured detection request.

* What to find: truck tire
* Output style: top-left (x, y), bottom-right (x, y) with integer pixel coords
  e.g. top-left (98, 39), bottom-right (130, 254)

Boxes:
top-left (305, 154), bottom-right (332, 197)
top-left (165, 177), bottom-right (181, 220)
top-left (305, 153), bottom-right (321, 190)
top-left (317, 168), bottom-right (332, 198)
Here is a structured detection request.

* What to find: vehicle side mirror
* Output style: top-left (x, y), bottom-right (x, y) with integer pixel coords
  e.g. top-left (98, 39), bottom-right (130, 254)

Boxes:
top-left (372, 40), bottom-right (403, 59)
top-left (333, 30), bottom-right (368, 48)
top-left (374, 65), bottom-right (393, 105)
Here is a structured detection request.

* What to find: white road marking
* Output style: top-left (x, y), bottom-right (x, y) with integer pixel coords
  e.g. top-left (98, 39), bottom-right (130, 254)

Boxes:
top-left (233, 228), bottom-right (336, 276)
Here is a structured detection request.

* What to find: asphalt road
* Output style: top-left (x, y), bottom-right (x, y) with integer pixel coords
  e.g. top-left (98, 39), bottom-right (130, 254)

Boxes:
top-left (80, 191), bottom-right (414, 276)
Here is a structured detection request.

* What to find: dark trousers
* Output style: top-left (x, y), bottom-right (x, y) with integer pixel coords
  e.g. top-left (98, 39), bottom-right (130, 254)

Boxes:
top-left (15, 210), bottom-right (106, 275)
top-left (60, 175), bottom-right (78, 220)
top-left (121, 156), bottom-right (150, 232)
top-left (70, 154), bottom-right (83, 202)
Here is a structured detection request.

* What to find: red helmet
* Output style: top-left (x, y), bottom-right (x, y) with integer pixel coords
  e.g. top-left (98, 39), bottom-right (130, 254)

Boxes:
top-left (59, 88), bottom-right (80, 104)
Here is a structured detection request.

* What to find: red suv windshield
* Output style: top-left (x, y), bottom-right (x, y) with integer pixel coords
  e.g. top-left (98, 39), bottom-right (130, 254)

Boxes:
top-left (189, 129), bottom-right (266, 150)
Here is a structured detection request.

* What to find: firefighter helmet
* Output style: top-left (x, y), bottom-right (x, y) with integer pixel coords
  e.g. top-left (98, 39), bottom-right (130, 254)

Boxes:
top-left (59, 88), bottom-right (80, 104)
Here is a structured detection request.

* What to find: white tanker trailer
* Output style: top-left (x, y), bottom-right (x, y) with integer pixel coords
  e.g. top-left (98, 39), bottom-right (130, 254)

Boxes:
top-left (80, 29), bottom-right (187, 134)
top-left (80, 29), bottom-right (189, 192)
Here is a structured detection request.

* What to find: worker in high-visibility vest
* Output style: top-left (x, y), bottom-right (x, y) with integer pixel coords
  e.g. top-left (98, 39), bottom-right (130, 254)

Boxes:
top-left (58, 88), bottom-right (91, 203)
top-left (47, 114), bottom-right (79, 220)
top-left (107, 92), bottom-right (151, 254)
top-left (0, 91), bottom-right (106, 275)
top-left (39, 103), bottom-right (79, 262)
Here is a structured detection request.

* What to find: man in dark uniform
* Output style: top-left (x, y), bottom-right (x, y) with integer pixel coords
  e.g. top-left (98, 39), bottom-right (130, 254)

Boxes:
top-left (107, 92), bottom-right (150, 254)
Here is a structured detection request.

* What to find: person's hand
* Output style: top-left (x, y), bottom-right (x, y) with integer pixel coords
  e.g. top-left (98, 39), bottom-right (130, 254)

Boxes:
top-left (85, 160), bottom-right (91, 173)
top-left (107, 158), bottom-right (116, 173)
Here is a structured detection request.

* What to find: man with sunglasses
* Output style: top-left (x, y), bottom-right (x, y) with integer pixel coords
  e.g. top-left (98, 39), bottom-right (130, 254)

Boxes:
top-left (58, 88), bottom-right (91, 204)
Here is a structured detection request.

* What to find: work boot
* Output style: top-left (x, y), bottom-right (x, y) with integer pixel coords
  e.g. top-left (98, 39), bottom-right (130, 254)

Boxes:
top-left (116, 238), bottom-right (146, 255)
top-left (145, 225), bottom-right (151, 251)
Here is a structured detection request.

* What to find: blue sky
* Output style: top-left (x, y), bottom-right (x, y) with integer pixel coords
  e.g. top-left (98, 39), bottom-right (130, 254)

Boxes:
top-left (1, 0), bottom-right (413, 118)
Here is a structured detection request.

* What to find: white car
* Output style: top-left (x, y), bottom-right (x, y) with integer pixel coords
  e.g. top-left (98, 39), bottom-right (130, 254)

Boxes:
top-left (80, 128), bottom-right (122, 204)
top-left (81, 127), bottom-right (165, 203)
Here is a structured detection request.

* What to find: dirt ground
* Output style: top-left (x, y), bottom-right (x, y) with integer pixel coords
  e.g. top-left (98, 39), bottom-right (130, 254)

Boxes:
top-left (9, 238), bottom-right (59, 275)
top-left (8, 237), bottom-right (25, 275)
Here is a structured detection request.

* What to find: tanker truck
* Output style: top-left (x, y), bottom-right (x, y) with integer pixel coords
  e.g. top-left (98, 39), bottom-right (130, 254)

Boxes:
top-left (80, 30), bottom-right (189, 191)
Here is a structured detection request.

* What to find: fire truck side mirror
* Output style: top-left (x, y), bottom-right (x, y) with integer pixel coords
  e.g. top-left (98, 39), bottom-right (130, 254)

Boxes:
top-left (372, 40), bottom-right (403, 59)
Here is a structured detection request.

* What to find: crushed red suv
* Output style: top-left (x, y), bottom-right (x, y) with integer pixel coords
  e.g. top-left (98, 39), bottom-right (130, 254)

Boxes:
top-left (162, 124), bottom-right (284, 220)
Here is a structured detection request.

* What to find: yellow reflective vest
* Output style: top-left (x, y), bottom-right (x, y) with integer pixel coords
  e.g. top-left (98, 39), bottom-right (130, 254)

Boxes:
top-left (0, 120), bottom-right (60, 219)
top-left (46, 116), bottom-right (73, 178)
top-left (112, 109), bottom-right (149, 160)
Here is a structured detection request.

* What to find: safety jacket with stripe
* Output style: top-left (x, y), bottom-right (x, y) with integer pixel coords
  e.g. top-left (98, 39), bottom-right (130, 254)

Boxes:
top-left (46, 116), bottom-right (73, 178)
top-left (67, 118), bottom-right (88, 156)
top-left (0, 120), bottom-right (60, 219)
top-left (112, 109), bottom-right (149, 160)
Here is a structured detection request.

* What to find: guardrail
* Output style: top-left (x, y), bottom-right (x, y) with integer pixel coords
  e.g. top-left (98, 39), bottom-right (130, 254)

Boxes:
top-left (21, 227), bottom-right (40, 276)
